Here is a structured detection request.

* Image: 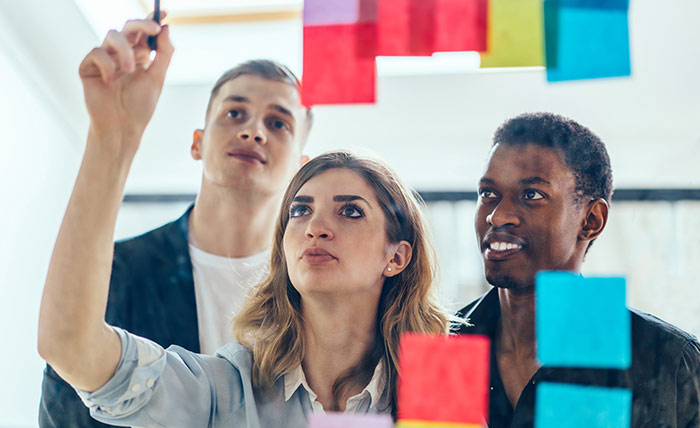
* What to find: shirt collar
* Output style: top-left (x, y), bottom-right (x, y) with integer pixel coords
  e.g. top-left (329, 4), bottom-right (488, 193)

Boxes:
top-left (283, 360), bottom-right (387, 410)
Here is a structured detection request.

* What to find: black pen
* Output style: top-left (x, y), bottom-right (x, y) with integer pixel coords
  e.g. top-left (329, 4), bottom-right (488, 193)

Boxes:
top-left (147, 0), bottom-right (160, 50)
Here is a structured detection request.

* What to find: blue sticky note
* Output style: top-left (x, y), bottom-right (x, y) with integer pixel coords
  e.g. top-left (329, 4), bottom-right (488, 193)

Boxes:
top-left (535, 272), bottom-right (630, 368)
top-left (544, 4), bottom-right (631, 82)
top-left (548, 0), bottom-right (628, 10)
top-left (535, 382), bottom-right (632, 428)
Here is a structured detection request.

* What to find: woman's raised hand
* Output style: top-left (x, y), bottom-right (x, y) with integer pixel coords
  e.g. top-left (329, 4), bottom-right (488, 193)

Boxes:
top-left (79, 16), bottom-right (173, 153)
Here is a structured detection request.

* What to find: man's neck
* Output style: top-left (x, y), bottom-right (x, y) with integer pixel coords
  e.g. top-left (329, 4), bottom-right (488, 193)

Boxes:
top-left (188, 181), bottom-right (281, 258)
top-left (497, 288), bottom-right (537, 355)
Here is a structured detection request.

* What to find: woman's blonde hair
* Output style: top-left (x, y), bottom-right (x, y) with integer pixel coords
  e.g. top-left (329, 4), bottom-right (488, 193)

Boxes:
top-left (233, 151), bottom-right (450, 415)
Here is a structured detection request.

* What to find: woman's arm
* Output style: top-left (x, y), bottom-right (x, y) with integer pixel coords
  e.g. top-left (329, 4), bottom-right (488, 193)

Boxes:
top-left (37, 18), bottom-right (174, 392)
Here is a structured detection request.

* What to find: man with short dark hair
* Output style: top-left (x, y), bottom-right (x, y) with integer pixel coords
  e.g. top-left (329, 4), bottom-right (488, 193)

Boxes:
top-left (39, 44), bottom-right (313, 427)
top-left (456, 112), bottom-right (700, 427)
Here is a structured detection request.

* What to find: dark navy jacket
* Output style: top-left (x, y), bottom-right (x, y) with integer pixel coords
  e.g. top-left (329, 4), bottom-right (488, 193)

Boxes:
top-left (456, 288), bottom-right (700, 428)
top-left (39, 206), bottom-right (200, 428)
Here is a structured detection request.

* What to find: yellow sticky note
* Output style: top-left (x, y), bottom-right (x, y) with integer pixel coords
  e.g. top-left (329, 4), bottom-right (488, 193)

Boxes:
top-left (480, 0), bottom-right (545, 68)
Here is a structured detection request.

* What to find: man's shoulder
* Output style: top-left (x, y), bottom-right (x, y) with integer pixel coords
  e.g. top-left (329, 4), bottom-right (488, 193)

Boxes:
top-left (631, 308), bottom-right (700, 351)
top-left (113, 208), bottom-right (191, 261)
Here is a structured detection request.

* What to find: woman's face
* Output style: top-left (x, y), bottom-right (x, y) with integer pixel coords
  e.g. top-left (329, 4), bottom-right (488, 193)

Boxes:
top-left (283, 168), bottom-right (397, 298)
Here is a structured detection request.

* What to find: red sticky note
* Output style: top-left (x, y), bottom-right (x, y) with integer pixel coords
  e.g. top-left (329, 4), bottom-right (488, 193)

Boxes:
top-left (432, 0), bottom-right (487, 53)
top-left (302, 24), bottom-right (377, 106)
top-left (377, 0), bottom-right (410, 55)
top-left (398, 333), bottom-right (490, 424)
top-left (378, 0), bottom-right (487, 56)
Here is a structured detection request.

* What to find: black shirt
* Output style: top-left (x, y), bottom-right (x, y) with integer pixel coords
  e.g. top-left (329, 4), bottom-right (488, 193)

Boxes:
top-left (455, 288), bottom-right (700, 428)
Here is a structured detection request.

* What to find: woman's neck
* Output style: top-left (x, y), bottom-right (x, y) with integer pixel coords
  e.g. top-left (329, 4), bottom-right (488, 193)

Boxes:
top-left (301, 292), bottom-right (380, 410)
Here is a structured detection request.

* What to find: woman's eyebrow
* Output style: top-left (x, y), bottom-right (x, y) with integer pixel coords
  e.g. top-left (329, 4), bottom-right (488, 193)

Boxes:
top-left (292, 195), bottom-right (313, 203)
top-left (333, 195), bottom-right (372, 207)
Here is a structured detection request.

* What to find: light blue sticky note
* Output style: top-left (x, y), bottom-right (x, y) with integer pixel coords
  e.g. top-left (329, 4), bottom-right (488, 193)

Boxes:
top-left (535, 382), bottom-right (632, 428)
top-left (308, 412), bottom-right (393, 428)
top-left (535, 272), bottom-right (630, 368)
top-left (545, 4), bottom-right (631, 82)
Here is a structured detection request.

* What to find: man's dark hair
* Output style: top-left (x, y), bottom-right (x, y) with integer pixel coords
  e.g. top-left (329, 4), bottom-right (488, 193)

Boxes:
top-left (493, 112), bottom-right (613, 203)
top-left (205, 59), bottom-right (313, 137)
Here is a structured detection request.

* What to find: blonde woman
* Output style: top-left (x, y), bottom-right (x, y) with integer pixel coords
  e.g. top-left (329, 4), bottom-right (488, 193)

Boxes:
top-left (39, 149), bottom-right (452, 426)
top-left (36, 21), bottom-right (452, 425)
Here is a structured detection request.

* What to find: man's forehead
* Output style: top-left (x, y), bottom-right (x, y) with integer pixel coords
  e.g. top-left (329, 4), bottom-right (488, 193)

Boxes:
top-left (482, 143), bottom-right (575, 185)
top-left (214, 75), bottom-right (302, 113)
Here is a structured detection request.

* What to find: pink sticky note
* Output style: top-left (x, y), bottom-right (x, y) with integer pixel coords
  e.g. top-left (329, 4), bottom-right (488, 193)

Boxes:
top-left (398, 333), bottom-right (490, 425)
top-left (302, 24), bottom-right (377, 106)
top-left (308, 412), bottom-right (394, 428)
top-left (304, 0), bottom-right (377, 26)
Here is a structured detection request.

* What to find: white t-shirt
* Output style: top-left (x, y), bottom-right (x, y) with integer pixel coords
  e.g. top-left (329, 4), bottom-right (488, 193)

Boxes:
top-left (188, 244), bottom-right (269, 354)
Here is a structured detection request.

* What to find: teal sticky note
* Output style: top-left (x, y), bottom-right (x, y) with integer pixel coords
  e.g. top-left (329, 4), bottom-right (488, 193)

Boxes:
top-left (544, 4), bottom-right (631, 82)
top-left (535, 382), bottom-right (632, 428)
top-left (535, 272), bottom-right (631, 368)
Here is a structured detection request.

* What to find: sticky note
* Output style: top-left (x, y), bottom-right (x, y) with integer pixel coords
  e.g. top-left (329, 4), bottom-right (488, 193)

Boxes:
top-left (549, 0), bottom-right (628, 9)
top-left (308, 412), bottom-right (393, 428)
top-left (397, 420), bottom-right (483, 428)
top-left (377, 0), bottom-right (412, 55)
top-left (535, 382), bottom-right (632, 428)
top-left (302, 24), bottom-right (376, 105)
top-left (377, 0), bottom-right (487, 56)
top-left (432, 0), bottom-right (487, 53)
top-left (480, 0), bottom-right (544, 68)
top-left (544, 3), bottom-right (631, 81)
top-left (535, 272), bottom-right (631, 369)
top-left (304, 0), bottom-right (370, 26)
top-left (398, 333), bottom-right (490, 425)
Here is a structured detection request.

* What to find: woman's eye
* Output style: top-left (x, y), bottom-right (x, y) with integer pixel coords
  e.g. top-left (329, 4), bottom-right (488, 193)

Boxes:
top-left (227, 109), bottom-right (242, 119)
top-left (523, 189), bottom-right (544, 200)
top-left (289, 204), bottom-right (310, 218)
top-left (340, 204), bottom-right (363, 218)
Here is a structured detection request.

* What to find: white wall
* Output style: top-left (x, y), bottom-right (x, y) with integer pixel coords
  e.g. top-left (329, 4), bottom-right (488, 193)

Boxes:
top-left (0, 38), bottom-right (84, 428)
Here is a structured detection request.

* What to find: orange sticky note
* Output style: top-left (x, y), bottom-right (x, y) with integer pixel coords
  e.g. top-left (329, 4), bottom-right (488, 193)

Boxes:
top-left (398, 334), bottom-right (490, 425)
top-left (302, 24), bottom-right (377, 106)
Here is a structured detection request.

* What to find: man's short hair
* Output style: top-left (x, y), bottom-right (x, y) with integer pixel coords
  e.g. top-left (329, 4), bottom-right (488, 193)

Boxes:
top-left (493, 112), bottom-right (613, 203)
top-left (205, 59), bottom-right (313, 138)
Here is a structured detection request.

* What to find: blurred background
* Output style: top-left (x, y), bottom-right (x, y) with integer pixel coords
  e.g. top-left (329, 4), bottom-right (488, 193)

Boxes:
top-left (1, 0), bottom-right (699, 426)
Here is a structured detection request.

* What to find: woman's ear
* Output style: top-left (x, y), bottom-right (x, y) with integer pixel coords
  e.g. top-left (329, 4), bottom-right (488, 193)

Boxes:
top-left (384, 241), bottom-right (412, 277)
top-left (579, 198), bottom-right (609, 242)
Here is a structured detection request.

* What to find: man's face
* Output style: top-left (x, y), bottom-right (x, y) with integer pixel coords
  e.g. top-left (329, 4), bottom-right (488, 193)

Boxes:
top-left (475, 143), bottom-right (588, 291)
top-left (192, 75), bottom-right (307, 197)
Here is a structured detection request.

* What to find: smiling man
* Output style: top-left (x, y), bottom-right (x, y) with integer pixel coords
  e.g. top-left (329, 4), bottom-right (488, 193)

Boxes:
top-left (456, 113), bottom-right (700, 428)
top-left (39, 31), bottom-right (312, 427)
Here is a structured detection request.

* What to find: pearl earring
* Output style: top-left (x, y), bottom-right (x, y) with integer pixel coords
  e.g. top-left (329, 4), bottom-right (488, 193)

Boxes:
top-left (387, 267), bottom-right (392, 272)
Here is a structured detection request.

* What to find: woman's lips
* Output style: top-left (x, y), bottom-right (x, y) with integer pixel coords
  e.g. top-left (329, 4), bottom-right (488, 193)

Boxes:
top-left (301, 247), bottom-right (337, 264)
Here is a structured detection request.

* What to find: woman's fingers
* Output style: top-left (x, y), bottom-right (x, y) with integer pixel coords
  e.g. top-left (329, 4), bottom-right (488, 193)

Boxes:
top-left (148, 25), bottom-right (174, 82)
top-left (79, 47), bottom-right (117, 83)
top-left (102, 29), bottom-right (135, 74)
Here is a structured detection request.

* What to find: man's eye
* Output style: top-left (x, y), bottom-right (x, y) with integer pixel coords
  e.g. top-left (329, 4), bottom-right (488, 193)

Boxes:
top-left (290, 204), bottom-right (310, 218)
top-left (479, 189), bottom-right (497, 199)
top-left (340, 204), bottom-right (363, 218)
top-left (227, 109), bottom-right (242, 119)
top-left (269, 119), bottom-right (288, 131)
top-left (523, 189), bottom-right (544, 200)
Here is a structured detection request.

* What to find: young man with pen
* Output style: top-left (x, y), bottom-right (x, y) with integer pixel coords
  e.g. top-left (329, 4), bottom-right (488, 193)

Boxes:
top-left (38, 17), bottom-right (313, 428)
